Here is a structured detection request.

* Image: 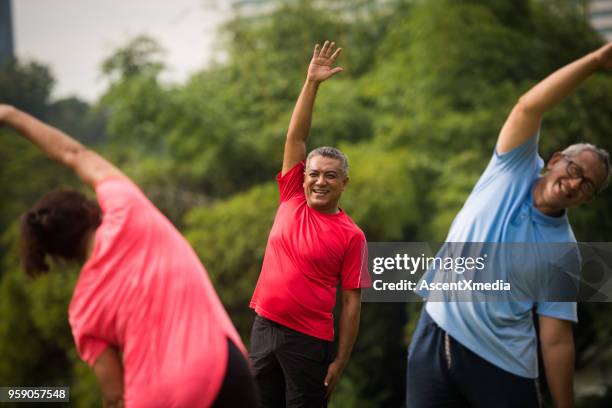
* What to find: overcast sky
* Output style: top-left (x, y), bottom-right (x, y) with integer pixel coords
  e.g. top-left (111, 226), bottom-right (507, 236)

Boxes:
top-left (12, 0), bottom-right (232, 102)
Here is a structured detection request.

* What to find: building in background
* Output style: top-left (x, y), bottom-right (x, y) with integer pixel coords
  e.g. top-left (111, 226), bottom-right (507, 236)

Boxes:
top-left (0, 0), bottom-right (14, 65)
top-left (588, 0), bottom-right (612, 41)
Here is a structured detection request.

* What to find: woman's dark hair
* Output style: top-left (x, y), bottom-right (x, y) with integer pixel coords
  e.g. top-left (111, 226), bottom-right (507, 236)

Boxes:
top-left (20, 189), bottom-right (101, 277)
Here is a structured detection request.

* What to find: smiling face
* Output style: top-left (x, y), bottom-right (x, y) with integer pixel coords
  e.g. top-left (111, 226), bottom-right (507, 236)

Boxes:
top-left (303, 155), bottom-right (349, 214)
top-left (536, 150), bottom-right (608, 213)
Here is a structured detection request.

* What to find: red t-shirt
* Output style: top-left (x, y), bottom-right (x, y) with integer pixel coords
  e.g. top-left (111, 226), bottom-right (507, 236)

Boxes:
top-left (250, 161), bottom-right (370, 341)
top-left (69, 177), bottom-right (245, 408)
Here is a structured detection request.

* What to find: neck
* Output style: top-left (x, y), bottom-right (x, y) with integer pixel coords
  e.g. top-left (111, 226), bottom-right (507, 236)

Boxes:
top-left (322, 207), bottom-right (340, 215)
top-left (309, 202), bottom-right (340, 214)
top-left (532, 179), bottom-right (564, 217)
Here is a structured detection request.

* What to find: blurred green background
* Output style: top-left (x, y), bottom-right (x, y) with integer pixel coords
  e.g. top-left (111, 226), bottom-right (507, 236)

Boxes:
top-left (2, 0), bottom-right (612, 406)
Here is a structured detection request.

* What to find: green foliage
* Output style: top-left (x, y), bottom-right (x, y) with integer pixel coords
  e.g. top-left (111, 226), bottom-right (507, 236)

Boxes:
top-left (424, 151), bottom-right (485, 240)
top-left (184, 182), bottom-right (278, 336)
top-left (0, 133), bottom-right (76, 235)
top-left (0, 60), bottom-right (53, 117)
top-left (47, 97), bottom-right (108, 145)
top-left (0, 60), bottom-right (82, 245)
top-left (310, 80), bottom-right (374, 147)
top-left (0, 226), bottom-right (76, 387)
top-left (162, 68), bottom-right (275, 197)
top-left (100, 73), bottom-right (169, 150)
top-left (101, 35), bottom-right (165, 81)
top-left (70, 356), bottom-right (101, 407)
top-left (341, 143), bottom-right (429, 241)
top-left (0, 266), bottom-right (45, 385)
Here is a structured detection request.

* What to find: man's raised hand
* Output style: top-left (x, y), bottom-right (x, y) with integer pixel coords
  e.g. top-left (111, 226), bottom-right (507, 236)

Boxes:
top-left (307, 41), bottom-right (343, 83)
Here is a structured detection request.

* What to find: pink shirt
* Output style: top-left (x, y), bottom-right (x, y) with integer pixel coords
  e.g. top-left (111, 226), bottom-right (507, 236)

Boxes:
top-left (69, 178), bottom-right (244, 408)
top-left (250, 162), bottom-right (370, 341)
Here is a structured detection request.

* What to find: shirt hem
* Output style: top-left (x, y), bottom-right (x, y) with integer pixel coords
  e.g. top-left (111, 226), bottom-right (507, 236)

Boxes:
top-left (425, 304), bottom-right (538, 379)
top-left (250, 302), bottom-right (334, 342)
top-left (535, 309), bottom-right (578, 323)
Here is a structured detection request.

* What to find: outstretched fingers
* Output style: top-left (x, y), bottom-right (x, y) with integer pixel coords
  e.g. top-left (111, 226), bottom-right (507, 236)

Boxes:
top-left (325, 42), bottom-right (336, 58)
top-left (320, 40), bottom-right (330, 58)
top-left (329, 47), bottom-right (342, 63)
top-left (307, 41), bottom-right (344, 81)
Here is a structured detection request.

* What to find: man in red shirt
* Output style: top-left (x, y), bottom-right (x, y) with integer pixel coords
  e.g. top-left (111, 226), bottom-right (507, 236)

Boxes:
top-left (249, 41), bottom-right (370, 407)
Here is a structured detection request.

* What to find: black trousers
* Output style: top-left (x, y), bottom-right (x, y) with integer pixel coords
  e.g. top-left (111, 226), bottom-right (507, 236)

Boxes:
top-left (212, 338), bottom-right (259, 408)
top-left (406, 309), bottom-right (541, 408)
top-left (249, 315), bottom-right (334, 408)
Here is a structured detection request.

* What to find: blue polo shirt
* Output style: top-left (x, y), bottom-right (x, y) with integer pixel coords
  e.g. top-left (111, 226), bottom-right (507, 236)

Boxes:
top-left (421, 132), bottom-right (579, 379)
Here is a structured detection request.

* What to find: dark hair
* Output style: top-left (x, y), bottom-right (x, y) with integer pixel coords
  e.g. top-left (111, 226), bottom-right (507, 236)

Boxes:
top-left (20, 189), bottom-right (101, 277)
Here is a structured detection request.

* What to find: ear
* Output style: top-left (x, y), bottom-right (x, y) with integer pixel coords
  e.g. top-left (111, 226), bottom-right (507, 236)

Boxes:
top-left (546, 151), bottom-right (565, 171)
top-left (342, 176), bottom-right (350, 190)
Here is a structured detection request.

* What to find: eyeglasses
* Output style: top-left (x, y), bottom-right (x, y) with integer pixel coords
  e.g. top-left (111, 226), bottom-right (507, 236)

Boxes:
top-left (563, 156), bottom-right (597, 197)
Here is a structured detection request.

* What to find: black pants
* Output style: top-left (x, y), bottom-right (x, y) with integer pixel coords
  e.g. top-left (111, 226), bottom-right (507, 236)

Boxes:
top-left (406, 309), bottom-right (541, 408)
top-left (249, 315), bottom-right (334, 408)
top-left (212, 338), bottom-right (259, 408)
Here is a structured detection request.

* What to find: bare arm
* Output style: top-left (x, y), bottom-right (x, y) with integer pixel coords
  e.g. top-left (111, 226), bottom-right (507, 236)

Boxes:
top-left (0, 104), bottom-right (124, 188)
top-left (93, 347), bottom-right (125, 408)
top-left (324, 289), bottom-right (361, 399)
top-left (539, 315), bottom-right (575, 408)
top-left (282, 41), bottom-right (343, 176)
top-left (497, 42), bottom-right (612, 154)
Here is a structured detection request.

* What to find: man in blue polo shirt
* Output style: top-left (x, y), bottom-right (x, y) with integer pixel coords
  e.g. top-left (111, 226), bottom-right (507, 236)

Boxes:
top-left (408, 43), bottom-right (612, 407)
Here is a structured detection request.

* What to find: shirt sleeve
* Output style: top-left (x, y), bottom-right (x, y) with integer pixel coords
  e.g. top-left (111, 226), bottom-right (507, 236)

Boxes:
top-left (472, 130), bottom-right (543, 194)
top-left (493, 130), bottom-right (541, 170)
top-left (73, 332), bottom-right (110, 367)
top-left (95, 177), bottom-right (151, 217)
top-left (535, 302), bottom-right (578, 323)
top-left (340, 232), bottom-right (371, 290)
top-left (536, 245), bottom-right (580, 322)
top-left (277, 161), bottom-right (306, 203)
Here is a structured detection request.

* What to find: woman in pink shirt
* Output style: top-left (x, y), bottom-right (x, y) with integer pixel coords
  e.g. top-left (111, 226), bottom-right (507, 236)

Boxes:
top-left (1, 104), bottom-right (257, 408)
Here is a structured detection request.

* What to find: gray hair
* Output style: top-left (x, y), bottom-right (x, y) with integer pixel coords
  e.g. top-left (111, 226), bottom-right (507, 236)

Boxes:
top-left (306, 146), bottom-right (349, 175)
top-left (561, 143), bottom-right (611, 192)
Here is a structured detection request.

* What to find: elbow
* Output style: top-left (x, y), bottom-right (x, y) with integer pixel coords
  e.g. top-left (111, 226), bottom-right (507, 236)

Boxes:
top-left (540, 337), bottom-right (574, 352)
top-left (345, 298), bottom-right (361, 312)
top-left (342, 294), bottom-right (362, 315)
top-left (61, 144), bottom-right (87, 169)
top-left (540, 331), bottom-right (574, 350)
top-left (539, 317), bottom-right (574, 350)
top-left (515, 95), bottom-right (544, 118)
top-left (540, 336), bottom-right (574, 349)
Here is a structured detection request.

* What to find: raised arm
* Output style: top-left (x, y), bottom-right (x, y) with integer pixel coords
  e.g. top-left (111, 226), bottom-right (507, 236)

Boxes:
top-left (282, 41), bottom-right (343, 176)
top-left (0, 104), bottom-right (123, 188)
top-left (497, 42), bottom-right (612, 154)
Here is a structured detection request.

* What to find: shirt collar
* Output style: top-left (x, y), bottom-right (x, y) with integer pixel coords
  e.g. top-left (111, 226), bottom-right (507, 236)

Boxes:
top-left (527, 182), bottom-right (568, 227)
